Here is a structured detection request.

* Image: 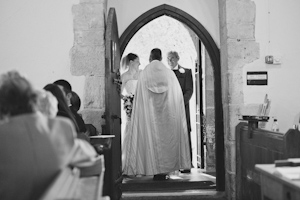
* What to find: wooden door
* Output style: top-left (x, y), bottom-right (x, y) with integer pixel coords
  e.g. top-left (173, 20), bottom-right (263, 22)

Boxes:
top-left (196, 40), bottom-right (205, 169)
top-left (104, 7), bottom-right (122, 200)
top-left (195, 39), bottom-right (206, 169)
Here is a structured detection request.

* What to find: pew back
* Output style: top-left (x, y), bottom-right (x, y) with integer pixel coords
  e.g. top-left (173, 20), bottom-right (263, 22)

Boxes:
top-left (40, 155), bottom-right (109, 200)
top-left (40, 167), bottom-right (80, 200)
top-left (78, 155), bottom-right (110, 200)
top-left (236, 122), bottom-right (300, 200)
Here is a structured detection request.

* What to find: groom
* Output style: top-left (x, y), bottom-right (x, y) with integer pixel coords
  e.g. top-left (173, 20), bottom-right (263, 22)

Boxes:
top-left (167, 51), bottom-right (194, 173)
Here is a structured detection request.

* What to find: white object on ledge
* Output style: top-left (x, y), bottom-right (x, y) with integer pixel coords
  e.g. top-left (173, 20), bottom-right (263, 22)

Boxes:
top-left (89, 135), bottom-right (115, 139)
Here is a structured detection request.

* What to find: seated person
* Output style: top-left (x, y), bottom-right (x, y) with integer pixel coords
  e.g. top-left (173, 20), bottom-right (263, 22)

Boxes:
top-left (69, 90), bottom-right (89, 134)
top-left (70, 90), bottom-right (81, 113)
top-left (43, 83), bottom-right (80, 131)
top-left (43, 84), bottom-right (90, 141)
top-left (53, 80), bottom-right (91, 142)
top-left (54, 80), bottom-right (87, 133)
top-left (70, 90), bottom-right (98, 137)
top-left (35, 88), bottom-right (97, 163)
top-left (0, 71), bottom-right (97, 200)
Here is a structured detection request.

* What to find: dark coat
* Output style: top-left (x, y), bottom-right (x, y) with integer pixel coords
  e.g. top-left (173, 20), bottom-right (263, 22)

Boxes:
top-left (70, 106), bottom-right (86, 133)
top-left (173, 65), bottom-right (193, 132)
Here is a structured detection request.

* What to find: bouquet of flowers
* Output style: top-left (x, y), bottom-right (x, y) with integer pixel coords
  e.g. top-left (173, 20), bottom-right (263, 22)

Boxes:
top-left (122, 94), bottom-right (134, 118)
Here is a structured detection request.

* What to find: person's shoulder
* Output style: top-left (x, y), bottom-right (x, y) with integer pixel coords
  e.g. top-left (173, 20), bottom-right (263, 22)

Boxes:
top-left (0, 113), bottom-right (33, 132)
top-left (121, 72), bottom-right (132, 83)
top-left (178, 65), bottom-right (192, 75)
top-left (69, 106), bottom-right (78, 115)
top-left (121, 71), bottom-right (132, 79)
top-left (147, 60), bottom-right (166, 69)
top-left (47, 116), bottom-right (76, 149)
top-left (69, 107), bottom-right (86, 132)
top-left (179, 65), bottom-right (191, 71)
top-left (52, 115), bottom-right (73, 125)
top-left (48, 115), bottom-right (76, 132)
top-left (49, 116), bottom-right (77, 138)
top-left (57, 110), bottom-right (74, 121)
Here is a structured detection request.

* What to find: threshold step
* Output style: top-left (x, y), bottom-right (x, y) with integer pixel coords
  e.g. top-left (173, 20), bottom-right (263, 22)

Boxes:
top-left (121, 190), bottom-right (227, 200)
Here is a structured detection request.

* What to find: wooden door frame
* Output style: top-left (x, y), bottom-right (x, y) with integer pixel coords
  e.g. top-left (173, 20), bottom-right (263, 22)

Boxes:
top-left (119, 4), bottom-right (224, 191)
top-left (198, 40), bottom-right (205, 170)
top-left (105, 8), bottom-right (122, 200)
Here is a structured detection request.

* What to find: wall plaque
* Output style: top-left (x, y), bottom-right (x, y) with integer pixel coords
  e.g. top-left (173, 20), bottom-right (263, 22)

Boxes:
top-left (247, 71), bottom-right (268, 85)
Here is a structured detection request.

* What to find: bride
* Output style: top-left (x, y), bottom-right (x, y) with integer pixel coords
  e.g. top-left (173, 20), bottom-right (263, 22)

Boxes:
top-left (120, 53), bottom-right (140, 171)
top-left (120, 53), bottom-right (140, 98)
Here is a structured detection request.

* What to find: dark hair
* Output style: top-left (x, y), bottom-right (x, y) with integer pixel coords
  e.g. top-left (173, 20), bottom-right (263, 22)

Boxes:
top-left (0, 71), bottom-right (37, 117)
top-left (121, 53), bottom-right (138, 71)
top-left (150, 48), bottom-right (162, 61)
top-left (44, 83), bottom-right (79, 131)
top-left (53, 79), bottom-right (72, 94)
top-left (70, 91), bottom-right (81, 112)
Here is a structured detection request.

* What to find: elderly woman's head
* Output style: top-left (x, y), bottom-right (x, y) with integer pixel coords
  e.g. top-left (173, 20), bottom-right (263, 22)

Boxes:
top-left (0, 71), bottom-right (37, 118)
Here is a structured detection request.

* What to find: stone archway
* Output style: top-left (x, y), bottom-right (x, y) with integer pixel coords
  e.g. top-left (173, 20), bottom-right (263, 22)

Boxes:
top-left (120, 4), bottom-right (225, 191)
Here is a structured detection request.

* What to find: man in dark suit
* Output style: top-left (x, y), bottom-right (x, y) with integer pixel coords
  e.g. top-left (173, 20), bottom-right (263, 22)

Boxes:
top-left (167, 51), bottom-right (194, 173)
top-left (54, 79), bottom-right (88, 140)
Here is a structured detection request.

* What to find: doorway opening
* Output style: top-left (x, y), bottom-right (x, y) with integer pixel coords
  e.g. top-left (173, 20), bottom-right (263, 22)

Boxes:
top-left (119, 4), bottom-right (224, 192)
top-left (121, 14), bottom-right (211, 172)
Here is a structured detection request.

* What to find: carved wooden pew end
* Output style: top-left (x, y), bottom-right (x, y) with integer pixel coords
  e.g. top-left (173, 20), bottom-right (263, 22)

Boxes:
top-left (236, 122), bottom-right (300, 200)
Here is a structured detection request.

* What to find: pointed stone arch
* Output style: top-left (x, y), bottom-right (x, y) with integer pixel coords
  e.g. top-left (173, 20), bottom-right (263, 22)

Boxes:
top-left (120, 4), bottom-right (225, 191)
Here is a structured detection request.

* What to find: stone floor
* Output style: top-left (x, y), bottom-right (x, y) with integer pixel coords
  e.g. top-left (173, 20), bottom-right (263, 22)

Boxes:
top-left (121, 168), bottom-right (227, 200)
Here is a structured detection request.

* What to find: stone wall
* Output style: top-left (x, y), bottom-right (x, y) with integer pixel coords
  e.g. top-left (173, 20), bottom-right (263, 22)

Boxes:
top-left (71, 0), bottom-right (107, 132)
top-left (69, 1), bottom-right (261, 199)
top-left (219, 0), bottom-right (259, 199)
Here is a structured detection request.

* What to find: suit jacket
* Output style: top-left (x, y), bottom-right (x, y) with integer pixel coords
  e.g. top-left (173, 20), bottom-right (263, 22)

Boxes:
top-left (70, 106), bottom-right (87, 133)
top-left (173, 65), bottom-right (193, 132)
top-left (0, 112), bottom-right (75, 200)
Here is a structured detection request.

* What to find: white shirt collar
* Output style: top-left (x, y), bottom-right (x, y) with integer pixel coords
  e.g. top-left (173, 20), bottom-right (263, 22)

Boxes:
top-left (173, 64), bottom-right (179, 70)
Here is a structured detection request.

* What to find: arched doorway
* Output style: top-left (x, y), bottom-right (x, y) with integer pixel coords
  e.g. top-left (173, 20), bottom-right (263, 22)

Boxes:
top-left (119, 4), bottom-right (224, 191)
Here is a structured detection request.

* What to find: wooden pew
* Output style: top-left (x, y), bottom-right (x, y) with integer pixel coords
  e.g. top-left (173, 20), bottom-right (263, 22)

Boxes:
top-left (78, 155), bottom-right (110, 200)
top-left (40, 167), bottom-right (81, 200)
top-left (40, 155), bottom-right (109, 200)
top-left (236, 122), bottom-right (300, 200)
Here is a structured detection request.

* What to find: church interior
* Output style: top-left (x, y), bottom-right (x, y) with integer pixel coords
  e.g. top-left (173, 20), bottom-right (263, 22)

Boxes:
top-left (1, 0), bottom-right (300, 200)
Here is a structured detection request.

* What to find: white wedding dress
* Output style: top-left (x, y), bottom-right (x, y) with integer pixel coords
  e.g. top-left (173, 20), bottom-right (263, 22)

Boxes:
top-left (122, 61), bottom-right (191, 176)
top-left (121, 79), bottom-right (138, 171)
top-left (122, 79), bottom-right (138, 96)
